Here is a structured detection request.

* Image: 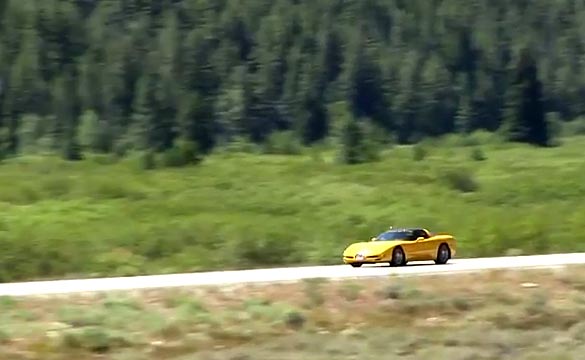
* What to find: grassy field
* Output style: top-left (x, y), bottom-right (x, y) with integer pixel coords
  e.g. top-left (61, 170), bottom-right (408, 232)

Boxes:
top-left (0, 266), bottom-right (585, 359)
top-left (1, 131), bottom-right (585, 281)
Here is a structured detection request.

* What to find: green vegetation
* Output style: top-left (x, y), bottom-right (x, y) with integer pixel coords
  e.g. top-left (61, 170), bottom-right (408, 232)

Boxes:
top-left (1, 0), bottom-right (585, 282)
top-left (0, 133), bottom-right (585, 282)
top-left (1, 267), bottom-right (584, 359)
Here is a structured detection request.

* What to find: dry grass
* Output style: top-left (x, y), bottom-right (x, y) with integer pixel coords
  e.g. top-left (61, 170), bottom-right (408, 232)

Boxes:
top-left (0, 266), bottom-right (585, 359)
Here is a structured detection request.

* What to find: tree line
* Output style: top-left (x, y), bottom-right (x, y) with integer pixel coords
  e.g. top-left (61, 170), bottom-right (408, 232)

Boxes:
top-left (0, 0), bottom-right (576, 162)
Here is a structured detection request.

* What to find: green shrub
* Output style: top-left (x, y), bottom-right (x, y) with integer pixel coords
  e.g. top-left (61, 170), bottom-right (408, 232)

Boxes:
top-left (162, 147), bottom-right (188, 167)
top-left (0, 327), bottom-right (10, 344)
top-left (303, 278), bottom-right (327, 308)
top-left (339, 282), bottom-right (362, 301)
top-left (412, 145), bottom-right (427, 161)
top-left (61, 326), bottom-right (131, 353)
top-left (90, 154), bottom-right (119, 165)
top-left (264, 131), bottom-right (302, 155)
top-left (0, 296), bottom-right (17, 310)
top-left (441, 167), bottom-right (479, 193)
top-left (93, 249), bottom-right (146, 276)
top-left (562, 116), bottom-right (585, 136)
top-left (470, 147), bottom-right (487, 161)
top-left (139, 150), bottom-right (156, 170)
top-left (58, 307), bottom-right (106, 328)
top-left (284, 310), bottom-right (306, 330)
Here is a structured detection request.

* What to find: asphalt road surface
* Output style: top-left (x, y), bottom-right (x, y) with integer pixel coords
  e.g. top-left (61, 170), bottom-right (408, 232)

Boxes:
top-left (1, 253), bottom-right (585, 297)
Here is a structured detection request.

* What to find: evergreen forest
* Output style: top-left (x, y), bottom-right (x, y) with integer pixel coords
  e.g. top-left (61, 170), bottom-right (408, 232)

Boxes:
top-left (1, 0), bottom-right (582, 161)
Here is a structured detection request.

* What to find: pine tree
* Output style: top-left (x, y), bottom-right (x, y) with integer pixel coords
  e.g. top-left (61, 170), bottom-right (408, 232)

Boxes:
top-left (338, 107), bottom-right (367, 164)
top-left (502, 49), bottom-right (549, 146)
top-left (177, 91), bottom-right (216, 154)
top-left (130, 75), bottom-right (155, 150)
top-left (455, 95), bottom-right (473, 134)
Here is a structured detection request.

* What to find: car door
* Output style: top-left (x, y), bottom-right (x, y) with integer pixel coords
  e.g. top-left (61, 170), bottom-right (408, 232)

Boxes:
top-left (412, 230), bottom-right (436, 260)
top-left (401, 230), bottom-right (425, 261)
top-left (398, 239), bottom-right (421, 261)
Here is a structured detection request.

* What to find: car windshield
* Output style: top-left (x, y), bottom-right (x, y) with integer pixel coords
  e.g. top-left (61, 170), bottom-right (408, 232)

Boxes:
top-left (374, 230), bottom-right (413, 241)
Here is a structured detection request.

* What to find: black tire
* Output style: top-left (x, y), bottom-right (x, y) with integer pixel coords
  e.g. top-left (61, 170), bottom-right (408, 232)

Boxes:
top-left (351, 263), bottom-right (363, 268)
top-left (390, 247), bottom-right (407, 267)
top-left (435, 244), bottom-right (451, 265)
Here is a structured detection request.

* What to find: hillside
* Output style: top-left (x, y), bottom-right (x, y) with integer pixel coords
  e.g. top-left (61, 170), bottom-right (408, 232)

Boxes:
top-left (1, 0), bottom-right (585, 159)
top-left (1, 133), bottom-right (584, 282)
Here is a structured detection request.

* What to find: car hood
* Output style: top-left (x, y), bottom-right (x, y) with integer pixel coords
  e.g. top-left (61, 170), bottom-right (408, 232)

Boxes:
top-left (343, 241), bottom-right (405, 256)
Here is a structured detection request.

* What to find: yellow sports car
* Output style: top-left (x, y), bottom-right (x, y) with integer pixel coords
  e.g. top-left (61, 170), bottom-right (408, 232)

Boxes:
top-left (342, 227), bottom-right (456, 267)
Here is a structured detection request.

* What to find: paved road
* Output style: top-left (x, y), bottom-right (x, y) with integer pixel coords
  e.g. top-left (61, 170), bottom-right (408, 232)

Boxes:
top-left (1, 253), bottom-right (585, 297)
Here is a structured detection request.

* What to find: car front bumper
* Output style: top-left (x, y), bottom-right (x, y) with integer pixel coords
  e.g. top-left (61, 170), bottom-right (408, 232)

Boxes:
top-left (343, 254), bottom-right (383, 264)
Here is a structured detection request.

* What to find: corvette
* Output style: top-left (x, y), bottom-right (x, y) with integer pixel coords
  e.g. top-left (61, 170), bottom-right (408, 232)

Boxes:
top-left (342, 227), bottom-right (456, 267)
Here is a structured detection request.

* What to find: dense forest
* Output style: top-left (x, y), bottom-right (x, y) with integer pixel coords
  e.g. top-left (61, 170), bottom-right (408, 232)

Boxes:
top-left (0, 0), bottom-right (581, 161)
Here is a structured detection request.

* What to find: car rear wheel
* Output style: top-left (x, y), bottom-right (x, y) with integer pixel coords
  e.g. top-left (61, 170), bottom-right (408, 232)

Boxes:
top-left (351, 263), bottom-right (363, 268)
top-left (390, 247), bottom-right (406, 267)
top-left (435, 244), bottom-right (451, 264)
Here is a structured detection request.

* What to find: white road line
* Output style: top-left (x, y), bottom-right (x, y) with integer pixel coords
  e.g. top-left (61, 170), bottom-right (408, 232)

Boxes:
top-left (1, 253), bottom-right (584, 297)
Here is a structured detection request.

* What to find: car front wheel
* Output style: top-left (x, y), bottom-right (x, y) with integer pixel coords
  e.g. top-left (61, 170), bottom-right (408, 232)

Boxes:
top-left (390, 247), bottom-right (406, 267)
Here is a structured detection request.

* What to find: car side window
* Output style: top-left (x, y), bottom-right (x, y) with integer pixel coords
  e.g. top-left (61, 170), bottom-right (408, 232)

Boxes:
top-left (414, 230), bottom-right (426, 239)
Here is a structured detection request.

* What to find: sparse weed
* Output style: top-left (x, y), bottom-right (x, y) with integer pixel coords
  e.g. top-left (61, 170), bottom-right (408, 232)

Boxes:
top-left (378, 280), bottom-right (420, 300)
top-left (58, 306), bottom-right (106, 328)
top-left (61, 326), bottom-right (133, 353)
top-left (0, 296), bottom-right (17, 310)
top-left (338, 282), bottom-right (363, 301)
top-left (284, 310), bottom-right (306, 330)
top-left (451, 296), bottom-right (473, 311)
top-left (0, 267), bottom-right (585, 358)
top-left (303, 278), bottom-right (327, 308)
top-left (0, 327), bottom-right (10, 344)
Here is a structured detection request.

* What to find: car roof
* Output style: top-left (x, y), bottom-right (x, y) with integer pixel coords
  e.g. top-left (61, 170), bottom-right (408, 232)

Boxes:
top-left (387, 227), bottom-right (426, 232)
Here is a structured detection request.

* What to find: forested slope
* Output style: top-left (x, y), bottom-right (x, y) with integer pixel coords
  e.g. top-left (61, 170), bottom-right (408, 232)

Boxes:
top-left (0, 0), bottom-right (584, 160)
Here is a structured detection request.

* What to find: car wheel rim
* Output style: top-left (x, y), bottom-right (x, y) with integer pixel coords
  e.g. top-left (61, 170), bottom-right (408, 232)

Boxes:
top-left (395, 250), bottom-right (403, 263)
top-left (440, 247), bottom-right (448, 260)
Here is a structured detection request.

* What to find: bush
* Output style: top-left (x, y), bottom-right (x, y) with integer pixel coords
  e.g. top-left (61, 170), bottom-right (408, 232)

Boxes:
top-left (223, 136), bottom-right (261, 154)
top-left (264, 131), bottom-right (302, 155)
top-left (62, 139), bottom-right (84, 161)
top-left (93, 248), bottom-right (147, 276)
top-left (338, 117), bottom-right (380, 164)
top-left (139, 150), bottom-right (156, 170)
top-left (61, 327), bottom-right (129, 353)
top-left (413, 145), bottom-right (427, 161)
top-left (470, 147), bottom-right (487, 161)
top-left (0, 327), bottom-right (10, 344)
top-left (236, 235), bottom-right (300, 266)
top-left (284, 310), bottom-right (306, 330)
top-left (441, 167), bottom-right (479, 193)
top-left (162, 147), bottom-right (188, 167)
top-left (562, 116), bottom-right (585, 136)
top-left (112, 139), bottom-right (132, 158)
top-left (161, 140), bottom-right (202, 168)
